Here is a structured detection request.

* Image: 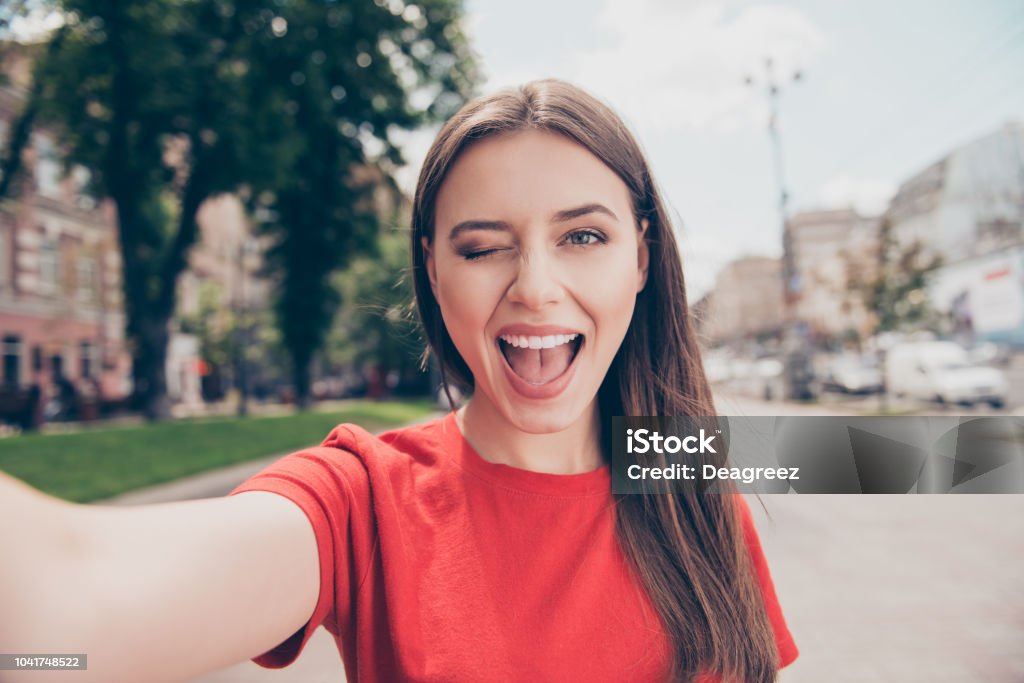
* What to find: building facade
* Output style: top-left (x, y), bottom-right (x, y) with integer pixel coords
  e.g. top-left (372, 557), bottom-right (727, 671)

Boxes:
top-left (703, 255), bottom-right (784, 343)
top-left (0, 48), bottom-right (131, 407)
top-left (0, 44), bottom-right (262, 413)
top-left (175, 194), bottom-right (269, 407)
top-left (887, 122), bottom-right (1024, 265)
top-left (787, 208), bottom-right (880, 341)
top-left (887, 122), bottom-right (1024, 345)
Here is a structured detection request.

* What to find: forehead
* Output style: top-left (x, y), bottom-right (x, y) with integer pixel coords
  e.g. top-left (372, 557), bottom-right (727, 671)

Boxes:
top-left (434, 129), bottom-right (633, 231)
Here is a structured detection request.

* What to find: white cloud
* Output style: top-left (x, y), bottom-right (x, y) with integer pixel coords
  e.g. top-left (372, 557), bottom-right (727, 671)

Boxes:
top-left (571, 0), bottom-right (826, 132)
top-left (818, 175), bottom-right (897, 216)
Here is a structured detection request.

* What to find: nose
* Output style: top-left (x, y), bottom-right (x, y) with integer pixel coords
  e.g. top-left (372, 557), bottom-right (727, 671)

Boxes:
top-left (505, 250), bottom-right (564, 310)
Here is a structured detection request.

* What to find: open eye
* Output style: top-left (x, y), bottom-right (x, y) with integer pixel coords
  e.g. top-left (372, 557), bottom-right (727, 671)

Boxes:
top-left (564, 229), bottom-right (606, 247)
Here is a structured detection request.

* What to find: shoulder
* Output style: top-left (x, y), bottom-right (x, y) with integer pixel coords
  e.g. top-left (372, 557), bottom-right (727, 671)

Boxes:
top-left (229, 413), bottom-right (450, 527)
top-left (318, 413), bottom-right (448, 464)
top-left (308, 412), bottom-right (450, 487)
top-left (237, 411), bottom-right (450, 501)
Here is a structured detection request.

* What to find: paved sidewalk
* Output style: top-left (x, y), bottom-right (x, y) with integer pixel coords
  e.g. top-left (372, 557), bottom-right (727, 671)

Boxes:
top-left (100, 454), bottom-right (288, 505)
top-left (755, 495), bottom-right (1024, 682)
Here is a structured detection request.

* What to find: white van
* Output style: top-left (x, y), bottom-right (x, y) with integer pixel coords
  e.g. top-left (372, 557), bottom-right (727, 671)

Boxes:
top-left (885, 341), bottom-right (1008, 408)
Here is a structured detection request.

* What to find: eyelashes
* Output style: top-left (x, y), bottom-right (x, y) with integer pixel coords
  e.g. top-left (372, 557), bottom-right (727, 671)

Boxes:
top-left (458, 229), bottom-right (608, 261)
top-left (460, 248), bottom-right (500, 261)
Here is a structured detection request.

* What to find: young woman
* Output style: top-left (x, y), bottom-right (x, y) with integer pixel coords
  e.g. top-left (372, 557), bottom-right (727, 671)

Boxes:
top-left (0, 80), bottom-right (797, 682)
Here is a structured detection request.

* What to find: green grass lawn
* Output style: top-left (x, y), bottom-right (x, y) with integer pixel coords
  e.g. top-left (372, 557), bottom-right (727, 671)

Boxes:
top-left (0, 399), bottom-right (435, 503)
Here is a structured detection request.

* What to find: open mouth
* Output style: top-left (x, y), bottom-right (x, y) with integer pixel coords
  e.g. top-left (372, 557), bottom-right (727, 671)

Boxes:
top-left (497, 333), bottom-right (584, 386)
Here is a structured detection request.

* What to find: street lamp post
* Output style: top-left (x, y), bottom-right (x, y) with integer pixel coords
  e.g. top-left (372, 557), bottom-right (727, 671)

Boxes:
top-left (745, 57), bottom-right (807, 398)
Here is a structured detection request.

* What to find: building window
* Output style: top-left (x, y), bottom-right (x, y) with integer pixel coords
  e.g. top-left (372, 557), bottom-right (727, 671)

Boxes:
top-left (31, 345), bottom-right (42, 372)
top-left (71, 165), bottom-right (97, 210)
top-left (38, 237), bottom-right (59, 294)
top-left (80, 341), bottom-right (94, 379)
top-left (2, 335), bottom-right (22, 387)
top-left (34, 133), bottom-right (62, 199)
top-left (77, 257), bottom-right (97, 302)
top-left (50, 353), bottom-right (64, 380)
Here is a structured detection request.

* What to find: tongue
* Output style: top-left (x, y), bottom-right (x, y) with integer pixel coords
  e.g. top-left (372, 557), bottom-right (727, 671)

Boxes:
top-left (504, 343), bottom-right (574, 385)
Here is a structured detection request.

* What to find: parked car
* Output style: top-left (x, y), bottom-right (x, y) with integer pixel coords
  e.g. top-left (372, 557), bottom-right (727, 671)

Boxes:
top-left (885, 341), bottom-right (1008, 408)
top-left (965, 341), bottom-right (1012, 367)
top-left (822, 355), bottom-right (884, 395)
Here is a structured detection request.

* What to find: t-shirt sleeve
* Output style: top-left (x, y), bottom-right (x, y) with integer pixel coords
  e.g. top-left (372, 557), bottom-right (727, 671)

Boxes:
top-left (227, 444), bottom-right (367, 669)
top-left (736, 495), bottom-right (800, 669)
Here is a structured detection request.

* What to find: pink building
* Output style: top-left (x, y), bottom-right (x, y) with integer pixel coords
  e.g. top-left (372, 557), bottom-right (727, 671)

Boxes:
top-left (0, 45), bottom-right (131, 411)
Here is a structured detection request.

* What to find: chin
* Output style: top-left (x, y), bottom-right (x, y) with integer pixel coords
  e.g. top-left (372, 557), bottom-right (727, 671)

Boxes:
top-left (506, 409), bottom-right (578, 434)
top-left (491, 390), bottom-right (594, 435)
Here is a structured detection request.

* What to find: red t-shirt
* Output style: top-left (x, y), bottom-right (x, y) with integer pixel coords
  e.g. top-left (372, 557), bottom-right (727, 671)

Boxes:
top-left (229, 411), bottom-right (798, 681)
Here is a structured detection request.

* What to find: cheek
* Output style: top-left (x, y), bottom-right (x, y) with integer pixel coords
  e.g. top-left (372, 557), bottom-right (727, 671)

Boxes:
top-left (569, 248), bottom-right (640, 332)
top-left (434, 260), bottom-right (505, 355)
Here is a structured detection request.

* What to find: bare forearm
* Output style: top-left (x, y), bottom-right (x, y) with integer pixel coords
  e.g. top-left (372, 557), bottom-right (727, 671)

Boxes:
top-left (0, 473), bottom-right (90, 667)
top-left (0, 474), bottom-right (319, 682)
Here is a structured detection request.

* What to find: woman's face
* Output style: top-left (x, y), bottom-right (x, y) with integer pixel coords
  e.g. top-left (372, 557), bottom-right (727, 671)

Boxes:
top-left (425, 129), bottom-right (648, 433)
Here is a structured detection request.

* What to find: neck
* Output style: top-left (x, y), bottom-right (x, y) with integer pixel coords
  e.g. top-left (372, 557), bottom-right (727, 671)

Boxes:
top-left (456, 395), bottom-right (604, 474)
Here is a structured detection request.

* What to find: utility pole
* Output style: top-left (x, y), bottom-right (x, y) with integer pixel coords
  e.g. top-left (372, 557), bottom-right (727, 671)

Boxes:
top-left (745, 57), bottom-right (809, 398)
top-left (746, 57), bottom-right (802, 311)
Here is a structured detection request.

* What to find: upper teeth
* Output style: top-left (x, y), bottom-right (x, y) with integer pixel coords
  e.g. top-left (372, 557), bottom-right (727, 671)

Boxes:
top-left (499, 333), bottom-right (580, 349)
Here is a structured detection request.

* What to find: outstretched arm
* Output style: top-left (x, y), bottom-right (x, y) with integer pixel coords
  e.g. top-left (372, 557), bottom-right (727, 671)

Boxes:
top-left (0, 471), bottom-right (321, 682)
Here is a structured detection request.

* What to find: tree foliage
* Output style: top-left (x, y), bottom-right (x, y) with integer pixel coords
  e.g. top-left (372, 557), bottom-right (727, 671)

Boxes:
top-left (330, 226), bottom-right (426, 394)
top-left (23, 0), bottom-right (477, 415)
top-left (852, 217), bottom-right (943, 334)
top-left (240, 0), bottom-right (478, 406)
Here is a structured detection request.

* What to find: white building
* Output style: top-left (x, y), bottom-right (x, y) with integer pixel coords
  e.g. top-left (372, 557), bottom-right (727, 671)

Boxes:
top-left (887, 122), bottom-right (1024, 344)
top-left (787, 208), bottom-right (880, 341)
top-left (703, 256), bottom-right (783, 343)
top-left (887, 122), bottom-right (1024, 263)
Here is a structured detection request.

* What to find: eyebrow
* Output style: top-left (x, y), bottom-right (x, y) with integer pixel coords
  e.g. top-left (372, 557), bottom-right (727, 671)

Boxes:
top-left (447, 203), bottom-right (619, 242)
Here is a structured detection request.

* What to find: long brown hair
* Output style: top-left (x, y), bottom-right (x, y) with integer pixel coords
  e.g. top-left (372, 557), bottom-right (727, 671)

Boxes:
top-left (410, 79), bottom-right (778, 682)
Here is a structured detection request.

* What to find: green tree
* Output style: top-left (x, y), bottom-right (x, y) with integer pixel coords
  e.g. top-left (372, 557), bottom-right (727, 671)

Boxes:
top-left (25, 0), bottom-right (477, 416)
top-left (243, 0), bottom-right (477, 407)
top-left (330, 226), bottom-right (425, 395)
top-left (865, 218), bottom-right (943, 334)
top-left (31, 1), bottom-right (258, 418)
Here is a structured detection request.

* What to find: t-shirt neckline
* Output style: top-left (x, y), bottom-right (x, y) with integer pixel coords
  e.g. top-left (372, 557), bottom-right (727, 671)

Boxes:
top-left (440, 410), bottom-right (612, 497)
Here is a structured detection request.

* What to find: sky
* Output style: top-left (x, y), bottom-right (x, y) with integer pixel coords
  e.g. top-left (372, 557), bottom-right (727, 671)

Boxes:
top-left (11, 1), bottom-right (1024, 301)
top-left (398, 0), bottom-right (1024, 300)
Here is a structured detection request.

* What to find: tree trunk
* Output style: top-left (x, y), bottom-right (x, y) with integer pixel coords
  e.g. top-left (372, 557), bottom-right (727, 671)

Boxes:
top-left (292, 351), bottom-right (312, 410)
top-left (132, 313), bottom-right (172, 421)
